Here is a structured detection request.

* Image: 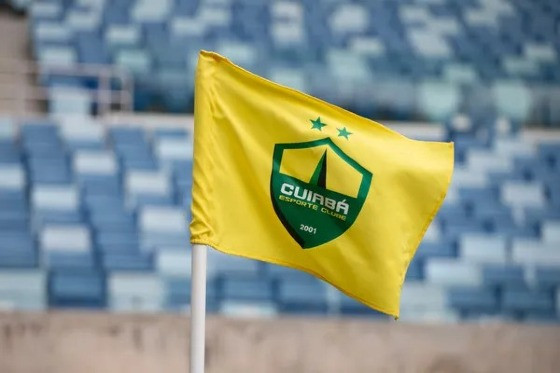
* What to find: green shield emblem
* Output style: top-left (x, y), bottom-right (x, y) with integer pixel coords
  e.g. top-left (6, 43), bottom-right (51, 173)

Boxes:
top-left (270, 138), bottom-right (372, 249)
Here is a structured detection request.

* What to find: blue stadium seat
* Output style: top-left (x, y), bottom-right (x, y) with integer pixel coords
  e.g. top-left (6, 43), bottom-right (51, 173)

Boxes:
top-left (448, 287), bottom-right (498, 315)
top-left (49, 270), bottom-right (106, 308)
top-left (278, 278), bottom-right (328, 314)
top-left (502, 288), bottom-right (555, 319)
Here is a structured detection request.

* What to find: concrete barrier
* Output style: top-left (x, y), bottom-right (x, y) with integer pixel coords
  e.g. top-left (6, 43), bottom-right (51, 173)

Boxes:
top-left (1, 312), bottom-right (559, 373)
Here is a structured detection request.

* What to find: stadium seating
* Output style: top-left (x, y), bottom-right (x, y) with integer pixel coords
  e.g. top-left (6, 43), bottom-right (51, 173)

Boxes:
top-left (0, 114), bottom-right (559, 323)
top-left (24, 0), bottom-right (560, 124)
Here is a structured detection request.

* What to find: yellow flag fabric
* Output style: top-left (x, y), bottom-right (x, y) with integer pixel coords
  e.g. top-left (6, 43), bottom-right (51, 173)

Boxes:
top-left (190, 51), bottom-right (454, 317)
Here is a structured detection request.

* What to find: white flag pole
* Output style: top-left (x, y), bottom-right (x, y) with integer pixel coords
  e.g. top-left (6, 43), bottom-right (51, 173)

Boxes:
top-left (190, 244), bottom-right (207, 373)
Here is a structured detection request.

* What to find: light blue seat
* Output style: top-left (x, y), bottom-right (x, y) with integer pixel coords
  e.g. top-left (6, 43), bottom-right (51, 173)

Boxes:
top-left (37, 46), bottom-right (77, 66)
top-left (139, 206), bottom-right (188, 248)
top-left (400, 283), bottom-right (452, 322)
top-left (30, 2), bottom-right (62, 20)
top-left (40, 224), bottom-right (93, 269)
top-left (34, 21), bottom-right (72, 43)
top-left (59, 121), bottom-right (105, 151)
top-left (105, 25), bottom-right (141, 49)
top-left (125, 171), bottom-right (171, 207)
top-left (156, 248), bottom-right (190, 278)
top-left (501, 181), bottom-right (545, 209)
top-left (32, 184), bottom-right (80, 212)
top-left (0, 164), bottom-right (25, 191)
top-left (425, 259), bottom-right (482, 286)
top-left (108, 272), bottom-right (164, 312)
top-left (492, 81), bottom-right (532, 123)
top-left (115, 49), bottom-right (152, 75)
top-left (73, 150), bottom-right (118, 177)
top-left (0, 270), bottom-right (46, 310)
top-left (459, 234), bottom-right (508, 264)
top-left (512, 239), bottom-right (560, 266)
top-left (131, 0), bottom-right (172, 23)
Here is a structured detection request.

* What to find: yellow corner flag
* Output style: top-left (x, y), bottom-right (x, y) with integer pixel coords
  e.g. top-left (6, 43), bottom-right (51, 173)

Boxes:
top-left (190, 51), bottom-right (454, 317)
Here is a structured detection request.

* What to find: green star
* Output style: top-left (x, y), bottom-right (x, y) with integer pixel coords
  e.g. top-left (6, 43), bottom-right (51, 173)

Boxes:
top-left (337, 127), bottom-right (352, 139)
top-left (310, 117), bottom-right (326, 131)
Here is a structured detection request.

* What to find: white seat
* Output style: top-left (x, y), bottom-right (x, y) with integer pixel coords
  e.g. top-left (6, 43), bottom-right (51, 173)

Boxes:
top-left (399, 5), bottom-right (430, 23)
top-left (493, 137), bottom-right (535, 158)
top-left (501, 181), bottom-right (545, 208)
top-left (38, 46), bottom-right (77, 66)
top-left (30, 2), bottom-right (61, 18)
top-left (74, 150), bottom-right (117, 175)
top-left (443, 63), bottom-right (478, 84)
top-left (34, 22), bottom-right (71, 42)
top-left (126, 171), bottom-right (171, 196)
top-left (269, 67), bottom-right (306, 92)
top-left (116, 49), bottom-right (151, 74)
top-left (109, 273), bottom-right (164, 312)
top-left (429, 17), bottom-right (460, 36)
top-left (198, 6), bottom-right (231, 27)
top-left (271, 23), bottom-right (305, 46)
top-left (524, 43), bottom-right (557, 62)
top-left (425, 259), bottom-right (482, 286)
top-left (271, 1), bottom-right (303, 21)
top-left (492, 81), bottom-right (532, 122)
top-left (512, 240), bottom-right (560, 265)
top-left (0, 117), bottom-right (15, 140)
top-left (329, 4), bottom-right (369, 35)
top-left (542, 221), bottom-right (560, 243)
top-left (156, 248), bottom-right (191, 277)
top-left (65, 10), bottom-right (101, 31)
top-left (131, 0), bottom-right (172, 22)
top-left (327, 49), bottom-right (370, 81)
top-left (460, 234), bottom-right (508, 264)
top-left (0, 270), bottom-right (46, 310)
top-left (155, 138), bottom-right (193, 162)
top-left (41, 225), bottom-right (91, 252)
top-left (32, 185), bottom-right (79, 211)
top-left (170, 17), bottom-right (206, 37)
top-left (220, 301), bottom-right (277, 318)
top-left (105, 25), bottom-right (140, 47)
top-left (450, 166), bottom-right (488, 188)
top-left (140, 206), bottom-right (187, 234)
top-left (423, 223), bottom-right (442, 243)
top-left (418, 81), bottom-right (460, 121)
top-left (349, 37), bottom-right (385, 57)
top-left (49, 88), bottom-right (91, 116)
top-left (216, 41), bottom-right (257, 67)
top-left (399, 283), bottom-right (452, 321)
top-left (503, 57), bottom-right (539, 77)
top-left (0, 165), bottom-right (25, 190)
top-left (59, 120), bottom-right (104, 142)
top-left (409, 31), bottom-right (452, 59)
top-left (467, 150), bottom-right (513, 173)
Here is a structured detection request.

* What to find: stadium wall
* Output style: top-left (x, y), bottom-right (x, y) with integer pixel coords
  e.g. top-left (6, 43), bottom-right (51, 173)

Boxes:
top-left (1, 312), bottom-right (559, 373)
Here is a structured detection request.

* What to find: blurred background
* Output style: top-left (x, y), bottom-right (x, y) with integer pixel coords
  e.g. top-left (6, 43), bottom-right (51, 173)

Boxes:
top-left (0, 0), bottom-right (559, 372)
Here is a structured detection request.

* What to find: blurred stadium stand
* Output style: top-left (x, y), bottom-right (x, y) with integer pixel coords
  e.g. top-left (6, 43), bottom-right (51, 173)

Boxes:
top-left (0, 0), bottom-right (558, 324)
top-left (0, 114), bottom-right (559, 322)
top-left (0, 0), bottom-right (555, 124)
